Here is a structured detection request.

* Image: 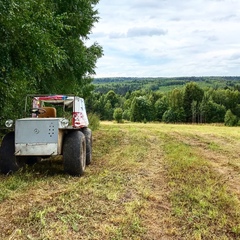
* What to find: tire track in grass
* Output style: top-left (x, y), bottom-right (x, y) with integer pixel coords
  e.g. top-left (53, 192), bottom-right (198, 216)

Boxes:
top-left (95, 123), bottom-right (176, 239)
top-left (138, 133), bottom-right (176, 240)
top-left (168, 131), bottom-right (240, 200)
top-left (163, 133), bottom-right (240, 239)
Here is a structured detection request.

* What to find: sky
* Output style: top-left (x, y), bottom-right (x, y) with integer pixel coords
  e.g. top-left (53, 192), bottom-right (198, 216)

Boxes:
top-left (88, 0), bottom-right (240, 78)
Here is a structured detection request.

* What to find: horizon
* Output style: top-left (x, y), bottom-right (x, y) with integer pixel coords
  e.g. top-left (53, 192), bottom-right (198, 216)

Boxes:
top-left (93, 76), bottom-right (240, 79)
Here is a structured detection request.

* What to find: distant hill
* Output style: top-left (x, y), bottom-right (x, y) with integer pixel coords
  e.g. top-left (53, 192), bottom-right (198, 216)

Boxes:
top-left (93, 76), bottom-right (240, 94)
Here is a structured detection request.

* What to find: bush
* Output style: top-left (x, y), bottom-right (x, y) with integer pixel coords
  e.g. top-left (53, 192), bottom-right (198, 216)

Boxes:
top-left (162, 107), bottom-right (186, 123)
top-left (113, 108), bottom-right (123, 123)
top-left (224, 109), bottom-right (238, 126)
top-left (88, 113), bottom-right (100, 131)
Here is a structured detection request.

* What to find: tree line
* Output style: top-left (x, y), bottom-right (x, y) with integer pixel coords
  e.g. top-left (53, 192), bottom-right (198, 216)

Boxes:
top-left (86, 82), bottom-right (240, 126)
top-left (93, 76), bottom-right (240, 95)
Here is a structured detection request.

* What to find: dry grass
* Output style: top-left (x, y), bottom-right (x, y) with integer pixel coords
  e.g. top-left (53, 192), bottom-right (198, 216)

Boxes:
top-left (0, 122), bottom-right (240, 239)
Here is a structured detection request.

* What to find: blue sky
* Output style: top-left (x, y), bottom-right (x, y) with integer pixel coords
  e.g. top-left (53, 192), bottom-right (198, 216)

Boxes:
top-left (88, 0), bottom-right (240, 78)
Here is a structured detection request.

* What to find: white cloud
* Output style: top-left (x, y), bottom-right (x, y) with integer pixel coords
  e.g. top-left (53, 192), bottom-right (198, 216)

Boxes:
top-left (127, 27), bottom-right (168, 38)
top-left (89, 0), bottom-right (240, 77)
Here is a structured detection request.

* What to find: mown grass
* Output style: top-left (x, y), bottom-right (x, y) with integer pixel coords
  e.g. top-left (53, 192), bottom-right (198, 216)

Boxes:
top-left (0, 124), bottom-right (155, 239)
top-left (0, 122), bottom-right (240, 239)
top-left (163, 135), bottom-right (240, 239)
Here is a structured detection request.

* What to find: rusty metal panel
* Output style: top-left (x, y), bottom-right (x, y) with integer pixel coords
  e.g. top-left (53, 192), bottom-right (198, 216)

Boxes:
top-left (15, 143), bottom-right (58, 156)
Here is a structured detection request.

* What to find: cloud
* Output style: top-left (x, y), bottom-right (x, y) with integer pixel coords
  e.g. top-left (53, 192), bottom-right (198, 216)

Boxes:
top-left (102, 27), bottom-right (168, 39)
top-left (109, 32), bottom-right (125, 39)
top-left (205, 35), bottom-right (218, 41)
top-left (127, 27), bottom-right (168, 38)
top-left (90, 0), bottom-right (240, 77)
top-left (229, 53), bottom-right (240, 61)
top-left (131, 0), bottom-right (166, 10)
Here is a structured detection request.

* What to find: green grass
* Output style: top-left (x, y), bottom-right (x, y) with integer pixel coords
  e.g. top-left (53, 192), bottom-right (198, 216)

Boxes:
top-left (163, 135), bottom-right (240, 239)
top-left (0, 122), bottom-right (240, 239)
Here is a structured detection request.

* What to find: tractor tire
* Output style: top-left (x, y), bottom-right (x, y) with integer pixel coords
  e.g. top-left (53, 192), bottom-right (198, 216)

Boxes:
top-left (63, 131), bottom-right (86, 176)
top-left (0, 132), bottom-right (20, 174)
top-left (81, 127), bottom-right (92, 165)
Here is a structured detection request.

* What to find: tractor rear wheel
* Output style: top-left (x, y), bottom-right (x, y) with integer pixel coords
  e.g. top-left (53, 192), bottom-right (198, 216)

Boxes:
top-left (63, 131), bottom-right (86, 176)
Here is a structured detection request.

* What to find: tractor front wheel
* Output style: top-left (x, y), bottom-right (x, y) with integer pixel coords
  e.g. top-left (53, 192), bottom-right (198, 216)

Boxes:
top-left (63, 131), bottom-right (86, 176)
top-left (0, 132), bottom-right (21, 174)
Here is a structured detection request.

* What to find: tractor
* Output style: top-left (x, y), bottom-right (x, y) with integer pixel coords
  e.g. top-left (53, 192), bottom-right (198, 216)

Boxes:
top-left (0, 95), bottom-right (92, 176)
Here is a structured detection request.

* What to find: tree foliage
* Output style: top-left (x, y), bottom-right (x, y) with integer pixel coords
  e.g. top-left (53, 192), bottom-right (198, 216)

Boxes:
top-left (130, 96), bottom-right (152, 122)
top-left (93, 76), bottom-right (240, 95)
top-left (85, 81), bottom-right (240, 127)
top-left (113, 108), bottom-right (123, 123)
top-left (162, 107), bottom-right (185, 123)
top-left (154, 96), bottom-right (168, 121)
top-left (0, 0), bottom-right (103, 120)
top-left (224, 110), bottom-right (238, 126)
top-left (183, 82), bottom-right (204, 123)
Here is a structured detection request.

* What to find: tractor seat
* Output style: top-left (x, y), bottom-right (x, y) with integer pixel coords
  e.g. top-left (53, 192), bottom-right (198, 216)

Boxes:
top-left (38, 107), bottom-right (57, 118)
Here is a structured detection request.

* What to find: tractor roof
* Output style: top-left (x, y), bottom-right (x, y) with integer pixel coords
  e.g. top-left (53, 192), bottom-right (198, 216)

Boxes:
top-left (28, 95), bottom-right (77, 107)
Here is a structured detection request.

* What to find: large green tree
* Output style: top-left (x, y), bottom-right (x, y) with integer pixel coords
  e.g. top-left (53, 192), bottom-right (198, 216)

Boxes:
top-left (0, 0), bottom-right (103, 120)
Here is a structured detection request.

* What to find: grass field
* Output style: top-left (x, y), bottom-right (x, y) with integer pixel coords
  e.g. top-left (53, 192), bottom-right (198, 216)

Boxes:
top-left (0, 122), bottom-right (240, 239)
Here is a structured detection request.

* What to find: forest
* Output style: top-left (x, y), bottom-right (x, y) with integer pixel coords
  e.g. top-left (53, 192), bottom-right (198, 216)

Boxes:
top-left (87, 78), bottom-right (240, 126)
top-left (93, 76), bottom-right (240, 94)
